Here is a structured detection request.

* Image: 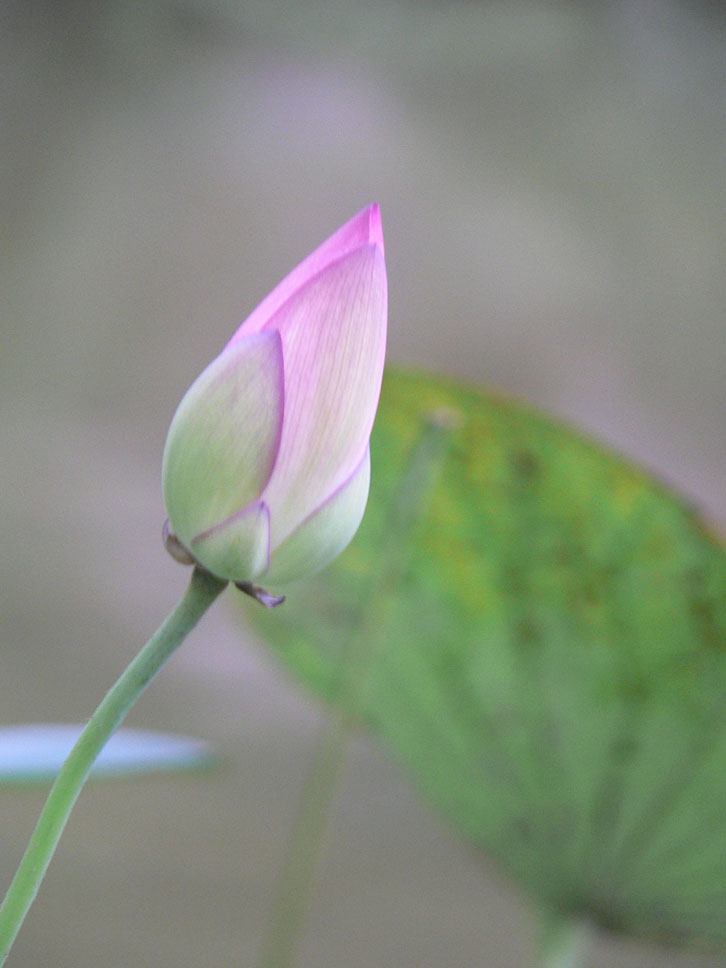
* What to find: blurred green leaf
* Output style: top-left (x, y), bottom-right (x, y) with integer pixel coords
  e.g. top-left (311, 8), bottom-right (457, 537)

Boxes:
top-left (244, 367), bottom-right (726, 949)
top-left (0, 725), bottom-right (213, 785)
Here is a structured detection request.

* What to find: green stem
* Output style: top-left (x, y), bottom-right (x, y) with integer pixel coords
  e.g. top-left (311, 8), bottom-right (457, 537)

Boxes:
top-left (254, 704), bottom-right (352, 968)
top-left (255, 585), bottom-right (386, 968)
top-left (0, 567), bottom-right (226, 966)
top-left (256, 411), bottom-right (458, 968)
top-left (539, 911), bottom-right (591, 968)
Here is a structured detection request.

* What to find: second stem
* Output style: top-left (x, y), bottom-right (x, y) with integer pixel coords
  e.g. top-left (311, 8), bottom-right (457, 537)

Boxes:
top-left (256, 410), bottom-right (457, 968)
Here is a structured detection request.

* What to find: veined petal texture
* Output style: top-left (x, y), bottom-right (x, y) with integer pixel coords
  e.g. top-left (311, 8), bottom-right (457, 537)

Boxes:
top-left (260, 244), bottom-right (387, 547)
top-left (264, 448), bottom-right (370, 586)
top-left (162, 331), bottom-right (284, 549)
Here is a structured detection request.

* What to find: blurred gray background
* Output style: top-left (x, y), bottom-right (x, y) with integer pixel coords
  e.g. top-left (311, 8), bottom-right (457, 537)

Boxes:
top-left (1, 1), bottom-right (724, 965)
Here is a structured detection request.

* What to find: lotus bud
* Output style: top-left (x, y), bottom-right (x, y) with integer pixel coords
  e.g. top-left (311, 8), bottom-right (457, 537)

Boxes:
top-left (162, 205), bottom-right (387, 598)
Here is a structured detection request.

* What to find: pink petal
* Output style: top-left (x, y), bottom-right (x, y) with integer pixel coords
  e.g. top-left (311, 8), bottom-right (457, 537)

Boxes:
top-left (260, 242), bottom-right (387, 547)
top-left (227, 204), bottom-right (383, 347)
top-left (264, 447), bottom-right (370, 586)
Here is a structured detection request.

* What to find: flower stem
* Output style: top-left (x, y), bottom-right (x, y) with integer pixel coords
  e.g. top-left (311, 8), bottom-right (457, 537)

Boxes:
top-left (255, 410), bottom-right (458, 968)
top-left (254, 702), bottom-right (352, 968)
top-left (0, 567), bottom-right (227, 966)
top-left (539, 911), bottom-right (592, 968)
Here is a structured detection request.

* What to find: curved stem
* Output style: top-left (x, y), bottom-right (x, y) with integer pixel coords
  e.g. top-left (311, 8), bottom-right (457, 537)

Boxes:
top-left (0, 567), bottom-right (226, 965)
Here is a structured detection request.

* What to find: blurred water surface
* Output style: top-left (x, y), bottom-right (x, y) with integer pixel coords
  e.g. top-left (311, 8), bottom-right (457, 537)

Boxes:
top-left (1, 1), bottom-right (724, 965)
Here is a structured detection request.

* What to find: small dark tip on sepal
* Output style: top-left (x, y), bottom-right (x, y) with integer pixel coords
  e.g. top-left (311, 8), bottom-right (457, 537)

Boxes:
top-left (235, 581), bottom-right (286, 608)
top-left (162, 519), bottom-right (197, 566)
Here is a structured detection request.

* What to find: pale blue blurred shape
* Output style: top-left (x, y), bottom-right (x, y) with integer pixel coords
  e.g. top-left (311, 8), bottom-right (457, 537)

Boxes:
top-left (0, 725), bottom-right (213, 785)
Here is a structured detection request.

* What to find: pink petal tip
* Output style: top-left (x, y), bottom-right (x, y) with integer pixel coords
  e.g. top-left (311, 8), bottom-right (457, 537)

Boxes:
top-left (226, 205), bottom-right (384, 347)
top-left (365, 202), bottom-right (384, 255)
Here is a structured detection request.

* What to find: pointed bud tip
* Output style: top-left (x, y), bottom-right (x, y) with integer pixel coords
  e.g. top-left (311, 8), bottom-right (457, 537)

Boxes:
top-left (365, 202), bottom-right (384, 255)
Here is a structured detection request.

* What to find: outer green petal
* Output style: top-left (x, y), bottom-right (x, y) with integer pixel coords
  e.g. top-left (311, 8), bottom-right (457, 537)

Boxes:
top-left (191, 501), bottom-right (270, 582)
top-left (162, 331), bottom-right (283, 549)
top-left (263, 448), bottom-right (370, 586)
